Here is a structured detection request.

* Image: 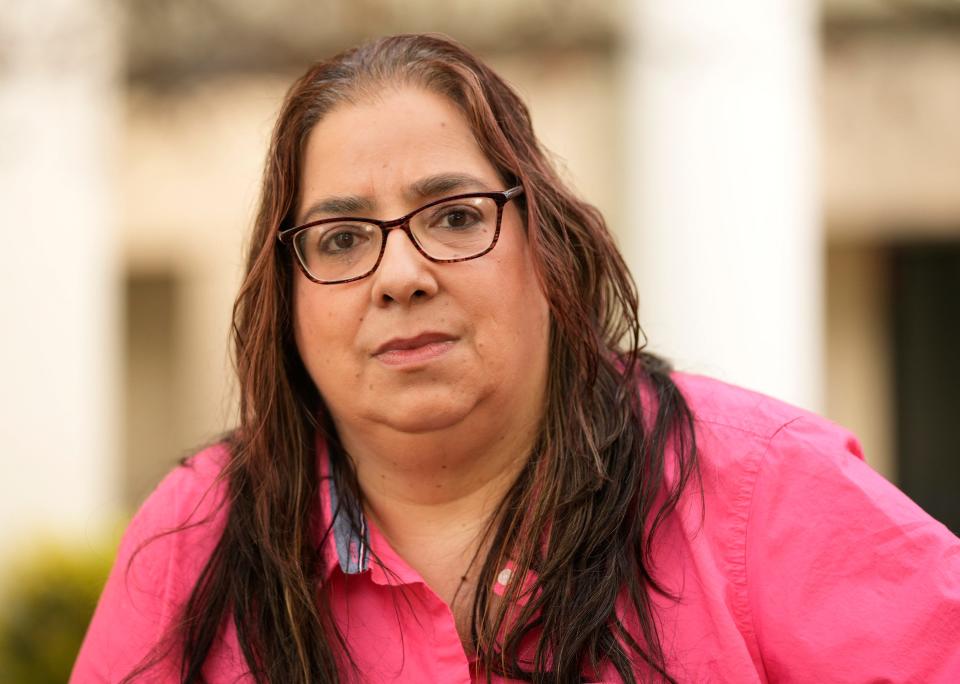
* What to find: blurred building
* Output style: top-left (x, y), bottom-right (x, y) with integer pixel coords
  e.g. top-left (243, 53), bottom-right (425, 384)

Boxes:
top-left (2, 0), bottom-right (958, 566)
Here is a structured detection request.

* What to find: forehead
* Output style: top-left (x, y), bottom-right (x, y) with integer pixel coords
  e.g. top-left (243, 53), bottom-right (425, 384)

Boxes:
top-left (297, 87), bottom-right (502, 215)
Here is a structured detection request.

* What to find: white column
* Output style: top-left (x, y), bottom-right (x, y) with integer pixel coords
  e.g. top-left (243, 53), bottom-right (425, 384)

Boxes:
top-left (624, 0), bottom-right (822, 410)
top-left (0, 0), bottom-right (121, 558)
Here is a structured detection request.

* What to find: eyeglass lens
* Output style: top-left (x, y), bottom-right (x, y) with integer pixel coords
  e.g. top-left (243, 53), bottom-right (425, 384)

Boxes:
top-left (293, 195), bottom-right (500, 283)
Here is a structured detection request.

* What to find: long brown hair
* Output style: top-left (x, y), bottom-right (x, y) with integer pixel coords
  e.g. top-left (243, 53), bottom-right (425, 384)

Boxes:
top-left (133, 33), bottom-right (699, 683)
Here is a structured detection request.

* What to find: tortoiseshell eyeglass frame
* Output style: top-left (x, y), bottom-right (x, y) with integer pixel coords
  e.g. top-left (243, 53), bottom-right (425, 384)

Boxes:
top-left (277, 186), bottom-right (525, 285)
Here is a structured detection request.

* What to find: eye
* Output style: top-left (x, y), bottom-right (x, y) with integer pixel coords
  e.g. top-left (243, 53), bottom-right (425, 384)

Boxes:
top-left (433, 205), bottom-right (482, 230)
top-left (318, 225), bottom-right (372, 254)
top-left (443, 209), bottom-right (471, 228)
top-left (332, 232), bottom-right (356, 249)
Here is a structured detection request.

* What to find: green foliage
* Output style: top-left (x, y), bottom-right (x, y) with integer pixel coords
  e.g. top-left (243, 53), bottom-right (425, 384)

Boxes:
top-left (0, 532), bottom-right (120, 684)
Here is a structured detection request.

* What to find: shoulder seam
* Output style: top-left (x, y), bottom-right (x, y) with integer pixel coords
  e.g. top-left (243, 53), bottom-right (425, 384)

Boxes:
top-left (733, 415), bottom-right (804, 679)
top-left (694, 413), bottom-right (804, 441)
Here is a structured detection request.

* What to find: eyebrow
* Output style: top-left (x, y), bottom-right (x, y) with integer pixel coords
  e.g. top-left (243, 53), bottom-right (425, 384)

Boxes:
top-left (408, 173), bottom-right (492, 200)
top-left (298, 173), bottom-right (493, 224)
top-left (299, 195), bottom-right (374, 223)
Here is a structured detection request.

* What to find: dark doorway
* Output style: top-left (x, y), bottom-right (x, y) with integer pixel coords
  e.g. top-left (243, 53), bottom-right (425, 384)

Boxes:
top-left (892, 243), bottom-right (960, 534)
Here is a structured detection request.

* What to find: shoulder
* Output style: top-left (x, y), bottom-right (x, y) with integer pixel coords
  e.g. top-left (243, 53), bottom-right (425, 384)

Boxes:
top-left (671, 371), bottom-right (855, 443)
top-left (134, 442), bottom-right (232, 534)
top-left (666, 372), bottom-right (937, 535)
top-left (669, 371), bottom-right (864, 471)
top-left (115, 440), bottom-right (232, 601)
top-left (122, 442), bottom-right (232, 591)
top-left (71, 443), bottom-right (232, 682)
top-left (664, 373), bottom-right (960, 681)
top-left (664, 372), bottom-right (882, 559)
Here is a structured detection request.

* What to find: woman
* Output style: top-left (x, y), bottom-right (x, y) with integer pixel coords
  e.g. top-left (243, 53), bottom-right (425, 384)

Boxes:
top-left (73, 34), bottom-right (959, 683)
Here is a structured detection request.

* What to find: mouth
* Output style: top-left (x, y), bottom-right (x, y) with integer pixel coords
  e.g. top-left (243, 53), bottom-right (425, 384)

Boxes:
top-left (372, 332), bottom-right (458, 366)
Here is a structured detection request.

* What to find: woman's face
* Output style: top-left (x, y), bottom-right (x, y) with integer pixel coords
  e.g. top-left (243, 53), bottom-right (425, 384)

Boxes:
top-left (292, 87), bottom-right (551, 438)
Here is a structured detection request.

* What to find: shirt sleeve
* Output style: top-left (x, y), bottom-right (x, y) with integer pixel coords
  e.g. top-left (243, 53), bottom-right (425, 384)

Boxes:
top-left (70, 451), bottom-right (227, 683)
top-left (745, 416), bottom-right (960, 683)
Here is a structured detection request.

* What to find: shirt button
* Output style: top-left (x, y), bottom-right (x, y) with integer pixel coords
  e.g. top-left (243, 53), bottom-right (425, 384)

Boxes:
top-left (497, 568), bottom-right (513, 586)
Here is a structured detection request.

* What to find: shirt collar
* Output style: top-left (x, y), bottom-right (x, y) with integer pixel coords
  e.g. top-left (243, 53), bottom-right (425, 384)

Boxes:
top-left (317, 435), bottom-right (370, 577)
top-left (316, 433), bottom-right (538, 604)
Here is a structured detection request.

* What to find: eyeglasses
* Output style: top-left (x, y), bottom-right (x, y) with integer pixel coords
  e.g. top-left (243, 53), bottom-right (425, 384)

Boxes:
top-left (278, 186), bottom-right (524, 284)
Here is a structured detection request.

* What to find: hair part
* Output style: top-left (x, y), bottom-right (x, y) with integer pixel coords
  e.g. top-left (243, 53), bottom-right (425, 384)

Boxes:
top-left (128, 33), bottom-right (699, 684)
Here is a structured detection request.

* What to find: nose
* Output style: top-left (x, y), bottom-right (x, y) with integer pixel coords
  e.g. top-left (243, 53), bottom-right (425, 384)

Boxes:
top-left (369, 226), bottom-right (439, 306)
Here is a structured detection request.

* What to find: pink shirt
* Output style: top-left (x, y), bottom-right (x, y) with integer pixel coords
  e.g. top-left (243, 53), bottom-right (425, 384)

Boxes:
top-left (72, 373), bottom-right (960, 682)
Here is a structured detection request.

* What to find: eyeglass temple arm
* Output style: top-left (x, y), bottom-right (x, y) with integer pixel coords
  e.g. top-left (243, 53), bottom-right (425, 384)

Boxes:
top-left (504, 185), bottom-right (524, 200)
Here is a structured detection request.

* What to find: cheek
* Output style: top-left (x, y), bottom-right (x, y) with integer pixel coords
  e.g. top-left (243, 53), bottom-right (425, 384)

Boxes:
top-left (479, 248), bottom-right (550, 358)
top-left (503, 233), bottom-right (549, 320)
top-left (293, 278), bottom-right (317, 352)
top-left (292, 279), bottom-right (354, 380)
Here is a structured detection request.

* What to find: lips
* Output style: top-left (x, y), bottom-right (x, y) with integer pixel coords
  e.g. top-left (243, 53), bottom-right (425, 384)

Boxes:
top-left (371, 332), bottom-right (458, 368)
top-left (373, 332), bottom-right (457, 356)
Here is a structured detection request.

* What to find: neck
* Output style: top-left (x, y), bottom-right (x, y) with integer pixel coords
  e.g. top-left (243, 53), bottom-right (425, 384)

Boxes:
top-left (332, 398), bottom-right (540, 571)
top-left (349, 409), bottom-right (534, 515)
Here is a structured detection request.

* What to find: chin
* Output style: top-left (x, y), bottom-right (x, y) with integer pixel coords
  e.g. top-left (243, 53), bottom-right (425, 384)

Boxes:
top-left (369, 394), bottom-right (479, 434)
top-left (379, 409), bottom-right (473, 434)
